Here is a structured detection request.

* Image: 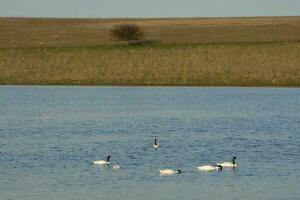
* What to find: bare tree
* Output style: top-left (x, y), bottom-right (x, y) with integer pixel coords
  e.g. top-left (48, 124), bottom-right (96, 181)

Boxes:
top-left (110, 24), bottom-right (145, 45)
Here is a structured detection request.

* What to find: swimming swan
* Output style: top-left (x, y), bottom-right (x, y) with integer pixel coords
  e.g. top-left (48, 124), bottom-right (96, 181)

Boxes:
top-left (112, 165), bottom-right (120, 171)
top-left (153, 138), bottom-right (159, 149)
top-left (93, 155), bottom-right (111, 165)
top-left (159, 169), bottom-right (182, 175)
top-left (197, 165), bottom-right (222, 172)
top-left (218, 157), bottom-right (237, 168)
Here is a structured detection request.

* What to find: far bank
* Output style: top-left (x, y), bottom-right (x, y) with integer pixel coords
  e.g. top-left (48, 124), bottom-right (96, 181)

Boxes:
top-left (0, 42), bottom-right (299, 86)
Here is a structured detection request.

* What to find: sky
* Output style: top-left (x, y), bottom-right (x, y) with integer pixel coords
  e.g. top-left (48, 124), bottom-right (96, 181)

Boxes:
top-left (0, 0), bottom-right (300, 18)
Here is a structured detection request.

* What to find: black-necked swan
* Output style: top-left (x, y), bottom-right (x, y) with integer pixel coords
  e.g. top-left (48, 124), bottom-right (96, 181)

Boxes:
top-left (218, 157), bottom-right (237, 168)
top-left (159, 169), bottom-right (182, 175)
top-left (197, 165), bottom-right (222, 172)
top-left (153, 138), bottom-right (159, 149)
top-left (93, 155), bottom-right (111, 165)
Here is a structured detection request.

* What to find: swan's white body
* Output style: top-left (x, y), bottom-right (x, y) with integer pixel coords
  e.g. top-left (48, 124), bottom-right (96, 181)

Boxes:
top-left (198, 165), bottom-right (221, 172)
top-left (153, 139), bottom-right (159, 149)
top-left (112, 165), bottom-right (120, 170)
top-left (93, 160), bottom-right (110, 165)
top-left (159, 169), bottom-right (180, 175)
top-left (217, 162), bottom-right (237, 168)
top-left (218, 157), bottom-right (237, 168)
top-left (93, 155), bottom-right (111, 165)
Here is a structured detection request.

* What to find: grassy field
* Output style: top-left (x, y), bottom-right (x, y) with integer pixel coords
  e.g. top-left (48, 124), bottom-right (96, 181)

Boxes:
top-left (1, 16), bottom-right (300, 48)
top-left (1, 42), bottom-right (299, 86)
top-left (0, 17), bottom-right (300, 86)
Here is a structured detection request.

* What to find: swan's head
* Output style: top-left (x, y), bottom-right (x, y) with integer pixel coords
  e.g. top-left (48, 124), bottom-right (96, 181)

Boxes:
top-left (177, 170), bottom-right (182, 174)
top-left (232, 156), bottom-right (237, 164)
top-left (217, 165), bottom-right (223, 170)
top-left (107, 155), bottom-right (111, 162)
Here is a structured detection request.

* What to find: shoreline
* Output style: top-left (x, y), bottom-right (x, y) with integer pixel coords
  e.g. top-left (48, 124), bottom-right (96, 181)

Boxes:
top-left (1, 84), bottom-right (299, 88)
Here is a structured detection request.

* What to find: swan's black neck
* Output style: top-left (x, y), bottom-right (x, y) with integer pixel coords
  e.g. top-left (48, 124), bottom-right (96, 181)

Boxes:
top-left (107, 155), bottom-right (111, 162)
top-left (154, 139), bottom-right (157, 145)
top-left (217, 165), bottom-right (223, 170)
top-left (177, 170), bottom-right (182, 174)
top-left (232, 157), bottom-right (236, 164)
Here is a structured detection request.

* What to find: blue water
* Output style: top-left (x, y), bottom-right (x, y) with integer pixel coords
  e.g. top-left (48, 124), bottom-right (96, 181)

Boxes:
top-left (0, 86), bottom-right (299, 200)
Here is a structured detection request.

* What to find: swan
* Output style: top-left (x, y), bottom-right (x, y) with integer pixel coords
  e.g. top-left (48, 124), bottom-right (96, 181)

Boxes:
top-left (153, 138), bottom-right (159, 149)
top-left (197, 165), bottom-right (222, 172)
top-left (112, 165), bottom-right (120, 171)
top-left (159, 169), bottom-right (182, 175)
top-left (93, 155), bottom-right (111, 165)
top-left (218, 157), bottom-right (237, 168)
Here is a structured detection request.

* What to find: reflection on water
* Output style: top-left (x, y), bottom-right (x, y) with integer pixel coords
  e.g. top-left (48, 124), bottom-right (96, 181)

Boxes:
top-left (0, 86), bottom-right (299, 200)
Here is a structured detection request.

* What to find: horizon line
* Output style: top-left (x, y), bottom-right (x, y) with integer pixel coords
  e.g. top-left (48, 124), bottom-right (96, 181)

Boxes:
top-left (1, 15), bottom-right (300, 20)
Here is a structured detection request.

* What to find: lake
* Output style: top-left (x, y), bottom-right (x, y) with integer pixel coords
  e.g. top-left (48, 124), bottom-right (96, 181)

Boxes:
top-left (0, 86), bottom-right (299, 200)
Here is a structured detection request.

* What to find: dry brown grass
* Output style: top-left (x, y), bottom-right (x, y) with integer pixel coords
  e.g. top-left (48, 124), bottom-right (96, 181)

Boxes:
top-left (1, 16), bottom-right (300, 48)
top-left (1, 17), bottom-right (299, 86)
top-left (0, 42), bottom-right (299, 86)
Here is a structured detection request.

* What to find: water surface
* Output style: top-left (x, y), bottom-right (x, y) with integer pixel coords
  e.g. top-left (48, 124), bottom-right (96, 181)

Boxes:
top-left (0, 86), bottom-right (299, 200)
